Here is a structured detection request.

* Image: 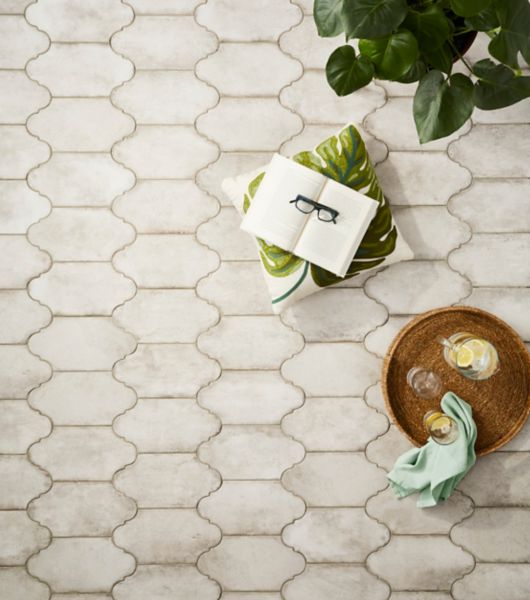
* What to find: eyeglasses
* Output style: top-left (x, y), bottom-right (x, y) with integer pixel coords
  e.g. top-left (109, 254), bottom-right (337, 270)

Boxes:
top-left (289, 194), bottom-right (339, 224)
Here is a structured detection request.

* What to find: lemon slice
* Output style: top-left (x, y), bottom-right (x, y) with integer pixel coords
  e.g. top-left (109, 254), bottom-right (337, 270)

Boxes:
top-left (456, 345), bottom-right (474, 368)
top-left (465, 338), bottom-right (488, 359)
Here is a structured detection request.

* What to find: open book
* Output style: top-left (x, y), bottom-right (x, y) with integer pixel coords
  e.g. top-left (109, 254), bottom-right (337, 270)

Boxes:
top-left (240, 153), bottom-right (379, 277)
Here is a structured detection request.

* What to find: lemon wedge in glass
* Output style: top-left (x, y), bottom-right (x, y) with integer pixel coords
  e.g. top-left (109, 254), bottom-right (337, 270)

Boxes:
top-left (456, 345), bottom-right (474, 368)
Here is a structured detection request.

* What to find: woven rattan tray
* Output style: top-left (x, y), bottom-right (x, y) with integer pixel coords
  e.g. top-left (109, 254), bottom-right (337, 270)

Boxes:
top-left (382, 306), bottom-right (530, 456)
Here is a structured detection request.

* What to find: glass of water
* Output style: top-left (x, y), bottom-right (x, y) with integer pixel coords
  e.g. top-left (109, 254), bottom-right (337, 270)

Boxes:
top-left (407, 367), bottom-right (442, 400)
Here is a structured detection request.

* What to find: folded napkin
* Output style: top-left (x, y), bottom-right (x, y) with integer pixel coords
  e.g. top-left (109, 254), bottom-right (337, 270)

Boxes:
top-left (387, 392), bottom-right (477, 508)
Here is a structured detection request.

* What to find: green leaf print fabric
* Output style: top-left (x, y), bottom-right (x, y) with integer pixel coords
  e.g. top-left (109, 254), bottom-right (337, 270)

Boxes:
top-left (224, 123), bottom-right (413, 313)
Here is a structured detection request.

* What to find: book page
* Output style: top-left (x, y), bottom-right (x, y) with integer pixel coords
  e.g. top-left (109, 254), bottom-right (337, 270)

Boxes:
top-left (294, 180), bottom-right (378, 276)
top-left (240, 154), bottom-right (325, 251)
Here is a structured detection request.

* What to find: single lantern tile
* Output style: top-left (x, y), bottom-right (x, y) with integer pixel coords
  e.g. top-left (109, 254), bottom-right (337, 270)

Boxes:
top-left (114, 180), bottom-right (218, 233)
top-left (195, 0), bottom-right (300, 41)
top-left (28, 153), bottom-right (135, 207)
top-left (366, 261), bottom-right (471, 315)
top-left (283, 452), bottom-right (387, 506)
top-left (29, 371), bottom-right (135, 425)
top-left (198, 371), bottom-right (303, 424)
top-left (0, 72), bottom-right (49, 123)
top-left (0, 567), bottom-right (49, 600)
top-left (114, 398), bottom-right (218, 452)
top-left (197, 42), bottom-right (301, 96)
top-left (284, 508), bottom-right (389, 562)
top-left (28, 538), bottom-right (135, 592)
top-left (0, 291), bottom-right (50, 343)
top-left (0, 511), bottom-right (50, 565)
top-left (30, 263), bottom-right (135, 315)
top-left (281, 72), bottom-right (385, 124)
top-left (283, 564), bottom-right (389, 600)
top-left (450, 234), bottom-right (530, 286)
top-left (0, 401), bottom-right (50, 453)
top-left (113, 72), bottom-right (217, 125)
top-left (453, 564), bottom-right (530, 600)
top-left (452, 507), bottom-right (530, 562)
top-left (449, 125), bottom-right (530, 177)
top-left (28, 482), bottom-right (136, 536)
top-left (364, 316), bottom-right (413, 358)
top-left (282, 342), bottom-right (381, 397)
top-left (114, 290), bottom-right (217, 343)
top-left (376, 152), bottom-right (471, 206)
top-left (283, 397), bottom-right (387, 451)
top-left (458, 452), bottom-right (530, 505)
top-left (29, 317), bottom-right (136, 370)
top-left (30, 427), bottom-right (135, 480)
top-left (196, 152), bottom-right (271, 206)
top-left (365, 98), bottom-right (471, 151)
top-left (197, 262), bottom-right (272, 315)
top-left (282, 288), bottom-right (387, 341)
top-left (367, 488), bottom-right (473, 534)
top-left (392, 206), bottom-right (470, 260)
top-left (0, 346), bottom-right (51, 399)
top-left (113, 126), bottom-right (218, 179)
top-left (114, 344), bottom-right (220, 397)
top-left (366, 425), bottom-right (413, 472)
top-left (0, 456), bottom-right (50, 509)
top-left (114, 235), bottom-right (218, 288)
top-left (26, 0), bottom-right (133, 41)
top-left (112, 16), bottom-right (216, 68)
top-left (0, 127), bottom-right (49, 178)
top-left (28, 99), bottom-right (134, 152)
top-left (114, 509), bottom-right (220, 563)
top-left (450, 180), bottom-right (530, 233)
top-left (367, 536), bottom-right (474, 591)
top-left (199, 481), bottom-right (304, 534)
top-left (197, 98), bottom-right (302, 151)
top-left (198, 316), bottom-right (303, 369)
top-left (27, 43), bottom-right (133, 96)
top-left (113, 565), bottom-right (220, 600)
top-left (115, 454), bottom-right (220, 508)
top-left (196, 207), bottom-right (256, 260)
top-left (197, 536), bottom-right (304, 591)
top-left (198, 425), bottom-right (304, 479)
top-left (0, 16), bottom-right (48, 68)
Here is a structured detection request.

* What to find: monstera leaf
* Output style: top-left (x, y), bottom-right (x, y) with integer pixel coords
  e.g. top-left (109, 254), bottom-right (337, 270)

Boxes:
top-left (244, 172), bottom-right (304, 278)
top-left (293, 125), bottom-right (397, 287)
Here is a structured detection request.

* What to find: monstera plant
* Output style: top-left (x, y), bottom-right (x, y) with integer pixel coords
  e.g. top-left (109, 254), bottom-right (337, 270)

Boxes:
top-left (315, 0), bottom-right (530, 142)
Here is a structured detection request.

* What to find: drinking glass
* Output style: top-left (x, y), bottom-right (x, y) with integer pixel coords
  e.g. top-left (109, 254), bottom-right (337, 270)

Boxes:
top-left (438, 332), bottom-right (499, 380)
top-left (423, 410), bottom-right (459, 445)
top-left (407, 367), bottom-right (442, 399)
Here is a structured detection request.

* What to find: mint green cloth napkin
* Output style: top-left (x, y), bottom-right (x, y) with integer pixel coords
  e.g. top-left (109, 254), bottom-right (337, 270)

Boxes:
top-left (387, 392), bottom-right (477, 508)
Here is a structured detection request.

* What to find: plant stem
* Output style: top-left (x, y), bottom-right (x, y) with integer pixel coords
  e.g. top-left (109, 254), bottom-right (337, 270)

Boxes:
top-left (448, 39), bottom-right (474, 74)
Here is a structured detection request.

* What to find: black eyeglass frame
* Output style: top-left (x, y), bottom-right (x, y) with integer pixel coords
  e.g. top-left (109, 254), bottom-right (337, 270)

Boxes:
top-left (289, 194), bottom-right (340, 224)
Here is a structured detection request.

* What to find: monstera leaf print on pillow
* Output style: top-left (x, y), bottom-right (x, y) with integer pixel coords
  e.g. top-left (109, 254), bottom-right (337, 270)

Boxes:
top-left (223, 123), bottom-right (413, 313)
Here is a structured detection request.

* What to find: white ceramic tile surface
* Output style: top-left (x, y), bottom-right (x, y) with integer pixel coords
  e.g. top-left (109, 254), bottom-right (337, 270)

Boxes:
top-left (3, 1), bottom-right (530, 597)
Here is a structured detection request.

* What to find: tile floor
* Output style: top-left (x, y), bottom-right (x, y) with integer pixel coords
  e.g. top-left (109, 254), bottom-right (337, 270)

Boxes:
top-left (1, 0), bottom-right (530, 598)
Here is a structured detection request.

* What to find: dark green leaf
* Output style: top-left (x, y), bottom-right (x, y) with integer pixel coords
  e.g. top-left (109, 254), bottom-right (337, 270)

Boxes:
top-left (489, 0), bottom-right (530, 68)
top-left (450, 0), bottom-right (491, 18)
top-left (314, 0), bottom-right (345, 37)
top-left (326, 45), bottom-right (374, 95)
top-left (464, 5), bottom-right (499, 30)
top-left (413, 70), bottom-right (474, 143)
top-left (403, 5), bottom-right (452, 50)
top-left (422, 42), bottom-right (453, 74)
top-left (396, 60), bottom-right (427, 83)
top-left (342, 0), bottom-right (408, 38)
top-left (358, 30), bottom-right (418, 79)
top-left (473, 58), bottom-right (530, 109)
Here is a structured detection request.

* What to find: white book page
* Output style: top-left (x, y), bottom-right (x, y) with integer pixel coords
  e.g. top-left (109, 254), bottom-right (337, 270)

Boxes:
top-left (294, 180), bottom-right (379, 276)
top-left (240, 154), bottom-right (325, 251)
